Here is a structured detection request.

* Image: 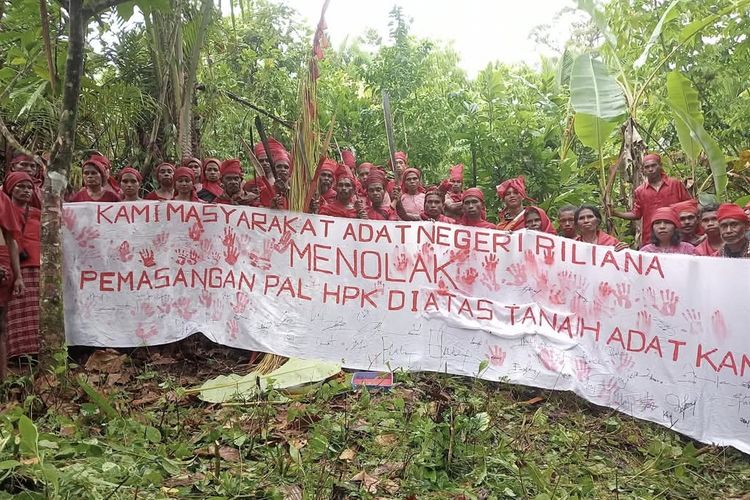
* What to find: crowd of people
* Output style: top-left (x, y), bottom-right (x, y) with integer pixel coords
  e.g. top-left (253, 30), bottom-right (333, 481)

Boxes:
top-left (1, 142), bottom-right (749, 375)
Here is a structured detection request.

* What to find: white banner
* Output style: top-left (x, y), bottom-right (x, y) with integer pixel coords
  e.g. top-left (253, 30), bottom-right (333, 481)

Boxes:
top-left (62, 201), bottom-right (750, 453)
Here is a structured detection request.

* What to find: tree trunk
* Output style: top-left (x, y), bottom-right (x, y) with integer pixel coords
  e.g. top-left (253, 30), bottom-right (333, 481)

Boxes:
top-left (40, 0), bottom-right (57, 96)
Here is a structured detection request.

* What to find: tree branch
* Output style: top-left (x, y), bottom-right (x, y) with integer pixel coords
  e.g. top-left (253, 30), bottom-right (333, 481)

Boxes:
top-left (220, 90), bottom-right (293, 129)
top-left (0, 113), bottom-right (35, 158)
top-left (82, 0), bottom-right (130, 17)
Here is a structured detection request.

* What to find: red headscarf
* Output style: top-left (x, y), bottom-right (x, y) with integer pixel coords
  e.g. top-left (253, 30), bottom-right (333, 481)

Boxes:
top-left (496, 176), bottom-right (529, 200)
top-left (717, 203), bottom-right (749, 224)
top-left (335, 163), bottom-right (355, 184)
top-left (449, 164), bottom-right (464, 181)
top-left (319, 158), bottom-right (338, 176)
top-left (85, 154), bottom-right (122, 196)
top-left (671, 199), bottom-right (699, 215)
top-left (462, 187), bottom-right (485, 203)
top-left (388, 151), bottom-right (408, 168)
top-left (220, 159), bottom-right (243, 177)
top-left (182, 157), bottom-right (201, 169)
top-left (3, 171), bottom-right (34, 197)
top-left (341, 149), bottom-right (356, 169)
top-left (364, 168), bottom-right (387, 189)
top-left (643, 153), bottom-right (661, 163)
top-left (254, 138), bottom-right (291, 167)
top-left (524, 206), bottom-right (557, 234)
top-left (651, 207), bottom-right (680, 227)
top-left (118, 167), bottom-right (143, 183)
top-left (9, 154), bottom-right (44, 208)
top-left (174, 166), bottom-right (195, 183)
top-left (200, 158), bottom-right (223, 198)
top-left (400, 167), bottom-right (425, 194)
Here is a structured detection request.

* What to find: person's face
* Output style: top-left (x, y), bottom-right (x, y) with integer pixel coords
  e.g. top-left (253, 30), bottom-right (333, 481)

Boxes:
top-left (576, 208), bottom-right (599, 233)
top-left (700, 211), bottom-right (719, 236)
top-left (404, 172), bottom-right (419, 192)
top-left (260, 157), bottom-right (271, 176)
top-left (11, 180), bottom-right (33, 204)
top-left (642, 160), bottom-right (662, 181)
top-left (358, 167), bottom-right (370, 184)
top-left (83, 164), bottom-right (103, 189)
top-left (120, 173), bottom-right (140, 198)
top-left (745, 207), bottom-right (750, 218)
top-left (275, 162), bottom-right (290, 182)
top-left (653, 220), bottom-right (676, 243)
top-left (222, 174), bottom-right (242, 195)
top-left (463, 196), bottom-right (482, 218)
top-left (12, 161), bottom-right (37, 177)
top-left (425, 194), bottom-right (444, 218)
top-left (189, 161), bottom-right (201, 180)
top-left (244, 183), bottom-right (260, 195)
top-left (559, 210), bottom-right (576, 236)
top-left (367, 183), bottom-right (385, 205)
top-left (719, 219), bottom-right (749, 246)
top-left (395, 158), bottom-right (406, 172)
top-left (503, 187), bottom-right (522, 210)
top-left (678, 211), bottom-right (698, 235)
top-left (205, 163), bottom-right (220, 182)
top-left (336, 178), bottom-right (354, 200)
top-left (525, 212), bottom-right (542, 231)
top-left (450, 179), bottom-right (462, 193)
top-left (158, 165), bottom-right (174, 185)
top-left (175, 175), bottom-right (193, 195)
top-left (319, 171), bottom-right (334, 191)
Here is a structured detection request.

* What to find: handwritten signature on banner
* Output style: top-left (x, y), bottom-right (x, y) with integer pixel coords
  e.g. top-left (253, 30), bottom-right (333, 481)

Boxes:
top-left (61, 201), bottom-right (750, 454)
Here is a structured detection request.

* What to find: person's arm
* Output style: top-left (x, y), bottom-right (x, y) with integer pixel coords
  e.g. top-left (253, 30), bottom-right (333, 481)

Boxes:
top-left (5, 234), bottom-right (24, 297)
top-left (394, 195), bottom-right (420, 221)
top-left (611, 209), bottom-right (638, 220)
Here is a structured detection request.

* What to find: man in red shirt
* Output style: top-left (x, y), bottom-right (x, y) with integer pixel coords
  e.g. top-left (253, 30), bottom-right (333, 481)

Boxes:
top-left (716, 204), bottom-right (750, 258)
top-left (214, 159), bottom-right (256, 206)
top-left (610, 153), bottom-right (692, 248)
top-left (671, 199), bottom-right (703, 246)
top-left (363, 169), bottom-right (398, 221)
top-left (318, 164), bottom-right (366, 219)
top-left (694, 203), bottom-right (722, 256)
top-left (458, 188), bottom-right (496, 229)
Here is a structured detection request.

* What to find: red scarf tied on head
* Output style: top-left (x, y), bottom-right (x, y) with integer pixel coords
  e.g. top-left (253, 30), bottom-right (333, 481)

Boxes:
top-left (118, 167), bottom-right (143, 183)
top-left (200, 158), bottom-right (223, 198)
top-left (651, 207), bottom-right (680, 227)
top-left (449, 164), bottom-right (464, 181)
top-left (496, 176), bottom-right (529, 200)
top-left (364, 167), bottom-right (387, 190)
top-left (717, 203), bottom-right (750, 224)
top-left (341, 149), bottom-right (356, 169)
top-left (85, 154), bottom-right (122, 196)
top-left (462, 187), bottom-right (485, 203)
top-left (643, 153), bottom-right (661, 164)
top-left (400, 167), bottom-right (426, 194)
top-left (220, 159), bottom-right (243, 178)
top-left (524, 206), bottom-right (557, 234)
top-left (254, 138), bottom-right (292, 174)
top-left (10, 154), bottom-right (44, 208)
top-left (671, 199), bottom-right (699, 216)
top-left (388, 151), bottom-right (408, 168)
top-left (335, 162), bottom-right (355, 184)
top-left (3, 171), bottom-right (34, 198)
top-left (174, 166), bottom-right (200, 201)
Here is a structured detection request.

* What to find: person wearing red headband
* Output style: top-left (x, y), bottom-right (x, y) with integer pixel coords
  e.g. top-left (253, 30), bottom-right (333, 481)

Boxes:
top-left (8, 154), bottom-right (43, 209)
top-left (69, 156), bottom-right (121, 202)
top-left (145, 162), bottom-right (176, 201)
top-left (118, 167), bottom-right (142, 202)
top-left (496, 176), bottom-right (529, 231)
top-left (397, 167), bottom-right (426, 219)
top-left (318, 164), bottom-right (366, 219)
top-left (671, 199), bottom-right (703, 246)
top-left (173, 167), bottom-right (200, 202)
top-left (318, 159), bottom-right (338, 204)
top-left (610, 153), bottom-right (692, 248)
top-left (694, 203), bottom-right (722, 256)
top-left (457, 188), bottom-right (495, 229)
top-left (215, 159), bottom-right (255, 206)
top-left (557, 204), bottom-right (578, 239)
top-left (574, 204), bottom-right (629, 251)
top-left (0, 179), bottom-right (24, 379)
top-left (523, 206), bottom-right (557, 234)
top-left (241, 179), bottom-right (267, 208)
top-left (183, 158), bottom-right (203, 193)
top-left (716, 203), bottom-right (750, 258)
top-left (440, 164), bottom-right (464, 220)
top-left (639, 207), bottom-right (696, 255)
top-left (418, 187), bottom-right (455, 223)
top-left (363, 169), bottom-right (398, 221)
top-left (2, 172), bottom-right (40, 363)
top-left (253, 138), bottom-right (292, 209)
top-left (198, 158), bottom-right (223, 202)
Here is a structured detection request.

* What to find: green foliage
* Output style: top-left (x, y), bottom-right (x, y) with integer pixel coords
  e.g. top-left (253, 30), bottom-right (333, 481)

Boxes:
top-left (667, 70), bottom-right (703, 163)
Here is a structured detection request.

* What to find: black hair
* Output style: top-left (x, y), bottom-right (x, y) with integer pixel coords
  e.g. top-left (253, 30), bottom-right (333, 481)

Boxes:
top-left (700, 203), bottom-right (720, 216)
top-left (558, 204), bottom-right (577, 216)
top-left (650, 222), bottom-right (682, 247)
top-left (574, 204), bottom-right (602, 224)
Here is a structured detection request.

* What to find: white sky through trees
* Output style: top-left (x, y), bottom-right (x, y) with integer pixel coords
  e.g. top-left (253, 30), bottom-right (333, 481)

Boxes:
top-left (275, 0), bottom-right (578, 75)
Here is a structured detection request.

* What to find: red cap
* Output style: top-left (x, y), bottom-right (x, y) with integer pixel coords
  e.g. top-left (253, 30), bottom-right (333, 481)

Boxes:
top-left (462, 187), bottom-right (485, 203)
top-left (651, 207), bottom-right (680, 227)
top-left (335, 163), bottom-right (355, 183)
top-left (717, 203), bottom-right (750, 224)
top-left (671, 199), bottom-right (698, 216)
top-left (220, 159), bottom-right (243, 177)
top-left (496, 176), bottom-right (527, 199)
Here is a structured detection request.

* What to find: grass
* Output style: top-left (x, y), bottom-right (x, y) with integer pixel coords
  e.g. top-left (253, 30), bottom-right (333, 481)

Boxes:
top-left (1, 339), bottom-right (749, 499)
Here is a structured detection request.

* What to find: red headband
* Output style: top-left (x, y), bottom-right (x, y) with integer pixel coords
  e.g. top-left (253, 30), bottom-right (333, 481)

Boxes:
top-left (174, 166), bottom-right (195, 183)
top-left (3, 171), bottom-right (34, 196)
top-left (651, 207), bottom-right (680, 227)
top-left (496, 176), bottom-right (527, 199)
top-left (118, 166), bottom-right (143, 183)
top-left (643, 153), bottom-right (661, 163)
top-left (462, 187), bottom-right (485, 203)
top-left (449, 164), bottom-right (464, 181)
top-left (671, 199), bottom-right (699, 216)
top-left (717, 203), bottom-right (750, 224)
top-left (220, 159), bottom-right (243, 177)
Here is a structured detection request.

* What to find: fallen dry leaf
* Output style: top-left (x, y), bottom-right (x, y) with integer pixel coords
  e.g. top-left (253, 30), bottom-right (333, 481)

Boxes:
top-left (350, 470), bottom-right (378, 493)
top-left (85, 349), bottom-right (126, 373)
top-left (132, 392), bottom-right (161, 406)
top-left (196, 445), bottom-right (240, 462)
top-left (380, 479), bottom-right (400, 495)
top-left (289, 438), bottom-right (307, 450)
top-left (20, 457), bottom-right (39, 465)
top-left (521, 396), bottom-right (545, 405)
top-left (374, 434), bottom-right (397, 446)
top-left (339, 448), bottom-right (356, 461)
top-left (279, 484), bottom-right (303, 500)
top-left (163, 472), bottom-right (206, 488)
top-left (372, 461), bottom-right (404, 478)
top-left (59, 425), bottom-right (76, 437)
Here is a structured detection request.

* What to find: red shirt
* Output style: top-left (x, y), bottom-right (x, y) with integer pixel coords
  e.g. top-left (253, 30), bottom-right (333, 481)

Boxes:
top-left (69, 189), bottom-right (121, 202)
top-left (695, 238), bottom-right (720, 257)
top-left (318, 199), bottom-right (359, 219)
top-left (366, 205), bottom-right (399, 221)
top-left (421, 213), bottom-right (455, 224)
top-left (496, 209), bottom-right (525, 231)
top-left (632, 174), bottom-right (691, 246)
top-left (459, 217), bottom-right (496, 229)
top-left (576, 230), bottom-right (620, 247)
top-left (16, 206), bottom-right (40, 268)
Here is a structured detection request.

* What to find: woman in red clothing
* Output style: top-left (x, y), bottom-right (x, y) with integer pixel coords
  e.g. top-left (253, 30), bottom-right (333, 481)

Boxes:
top-left (574, 204), bottom-right (629, 251)
top-left (173, 167), bottom-right (201, 202)
top-left (145, 162), bottom-right (176, 201)
top-left (118, 167), bottom-right (142, 201)
top-left (69, 156), bottom-right (121, 202)
top-left (496, 176), bottom-right (528, 231)
top-left (639, 207), bottom-right (696, 255)
top-left (0, 180), bottom-right (24, 380)
top-left (2, 172), bottom-right (40, 362)
top-left (197, 158), bottom-right (223, 202)
top-left (523, 206), bottom-right (557, 234)
top-left (8, 154), bottom-right (44, 209)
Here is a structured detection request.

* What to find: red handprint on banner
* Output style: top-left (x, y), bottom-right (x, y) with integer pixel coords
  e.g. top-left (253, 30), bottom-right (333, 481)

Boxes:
top-left (152, 231), bottom-right (169, 251)
top-left (227, 319), bottom-right (240, 340)
top-left (574, 358), bottom-right (591, 382)
top-left (571, 294), bottom-right (588, 319)
top-left (682, 309), bottom-right (704, 336)
top-left (614, 352), bottom-right (635, 371)
top-left (711, 310), bottom-right (728, 341)
top-left (188, 221), bottom-right (204, 241)
top-left (176, 249), bottom-right (201, 266)
top-left (231, 291), bottom-right (251, 314)
top-left (224, 244), bottom-right (240, 265)
top-left (448, 247), bottom-right (470, 266)
top-left (274, 231), bottom-right (293, 253)
top-left (487, 345), bottom-right (506, 367)
top-left (598, 378), bottom-right (622, 402)
top-left (458, 267), bottom-right (479, 288)
top-left (173, 297), bottom-right (196, 320)
top-left (135, 324), bottom-right (158, 343)
top-left (503, 263), bottom-right (527, 286)
top-left (222, 227), bottom-right (236, 248)
top-left (419, 242), bottom-right (435, 263)
top-left (117, 241), bottom-right (133, 262)
top-left (548, 285), bottom-right (566, 305)
top-left (480, 255), bottom-right (501, 291)
top-left (199, 290), bottom-right (213, 308)
top-left (134, 301), bottom-right (156, 318)
top-left (538, 348), bottom-right (563, 373)
top-left (637, 310), bottom-right (652, 334)
top-left (436, 279), bottom-right (451, 297)
top-left (62, 208), bottom-right (77, 231)
top-left (139, 248), bottom-right (156, 267)
top-left (393, 246), bottom-right (411, 274)
top-left (76, 227), bottom-right (99, 248)
top-left (371, 281), bottom-right (385, 298)
top-left (597, 282), bottom-right (614, 299)
top-left (543, 248), bottom-right (554, 265)
top-left (645, 287), bottom-right (679, 316)
top-left (612, 283), bottom-right (632, 309)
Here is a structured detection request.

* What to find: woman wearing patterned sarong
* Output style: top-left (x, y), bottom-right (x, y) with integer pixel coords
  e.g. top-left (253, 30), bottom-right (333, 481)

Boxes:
top-left (3, 172), bottom-right (40, 361)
